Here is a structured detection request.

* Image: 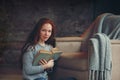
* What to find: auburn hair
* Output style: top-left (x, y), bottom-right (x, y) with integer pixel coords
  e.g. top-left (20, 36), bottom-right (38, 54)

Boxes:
top-left (20, 18), bottom-right (56, 69)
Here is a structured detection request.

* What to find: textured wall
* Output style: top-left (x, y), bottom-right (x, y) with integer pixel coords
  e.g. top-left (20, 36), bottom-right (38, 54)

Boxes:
top-left (0, 0), bottom-right (93, 65)
top-left (0, 0), bottom-right (119, 67)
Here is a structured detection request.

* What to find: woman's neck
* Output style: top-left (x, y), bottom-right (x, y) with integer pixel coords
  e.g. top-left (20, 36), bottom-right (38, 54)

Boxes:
top-left (38, 40), bottom-right (45, 47)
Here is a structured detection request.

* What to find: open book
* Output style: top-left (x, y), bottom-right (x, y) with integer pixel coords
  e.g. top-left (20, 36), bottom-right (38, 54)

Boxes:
top-left (33, 48), bottom-right (62, 66)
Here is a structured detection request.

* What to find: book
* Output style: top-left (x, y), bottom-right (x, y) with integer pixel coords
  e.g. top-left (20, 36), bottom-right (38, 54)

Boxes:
top-left (33, 48), bottom-right (62, 66)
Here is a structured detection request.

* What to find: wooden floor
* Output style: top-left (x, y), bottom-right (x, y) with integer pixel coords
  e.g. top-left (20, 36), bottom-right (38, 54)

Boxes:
top-left (0, 64), bottom-right (22, 80)
top-left (0, 74), bottom-right (22, 80)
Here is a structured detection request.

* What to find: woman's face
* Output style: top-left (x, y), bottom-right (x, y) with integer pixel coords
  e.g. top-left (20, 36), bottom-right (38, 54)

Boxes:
top-left (40, 23), bottom-right (52, 42)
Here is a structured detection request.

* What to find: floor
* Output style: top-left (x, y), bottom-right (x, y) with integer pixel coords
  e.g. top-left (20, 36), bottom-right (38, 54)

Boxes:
top-left (0, 74), bottom-right (22, 80)
top-left (0, 64), bottom-right (22, 80)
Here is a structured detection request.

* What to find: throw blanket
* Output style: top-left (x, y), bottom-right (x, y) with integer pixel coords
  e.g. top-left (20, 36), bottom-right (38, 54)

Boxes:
top-left (93, 13), bottom-right (120, 39)
top-left (89, 33), bottom-right (112, 80)
top-left (80, 13), bottom-right (120, 52)
top-left (81, 13), bottom-right (120, 40)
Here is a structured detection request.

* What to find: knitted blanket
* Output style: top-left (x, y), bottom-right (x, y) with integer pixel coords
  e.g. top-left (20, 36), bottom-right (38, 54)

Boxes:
top-left (81, 13), bottom-right (120, 40)
top-left (79, 13), bottom-right (119, 80)
top-left (80, 13), bottom-right (120, 52)
top-left (89, 33), bottom-right (112, 80)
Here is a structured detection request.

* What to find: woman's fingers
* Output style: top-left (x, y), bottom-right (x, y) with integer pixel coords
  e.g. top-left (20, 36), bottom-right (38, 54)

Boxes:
top-left (47, 59), bottom-right (54, 68)
top-left (38, 59), bottom-right (47, 65)
top-left (38, 59), bottom-right (54, 69)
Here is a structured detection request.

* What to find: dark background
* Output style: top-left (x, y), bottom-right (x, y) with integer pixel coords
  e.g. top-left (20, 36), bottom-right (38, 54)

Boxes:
top-left (0, 0), bottom-right (120, 66)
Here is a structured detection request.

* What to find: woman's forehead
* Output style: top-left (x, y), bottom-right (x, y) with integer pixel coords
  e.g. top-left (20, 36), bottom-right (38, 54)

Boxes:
top-left (41, 23), bottom-right (52, 29)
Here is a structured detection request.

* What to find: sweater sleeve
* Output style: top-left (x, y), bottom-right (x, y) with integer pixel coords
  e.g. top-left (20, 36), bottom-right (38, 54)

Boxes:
top-left (23, 47), bottom-right (45, 75)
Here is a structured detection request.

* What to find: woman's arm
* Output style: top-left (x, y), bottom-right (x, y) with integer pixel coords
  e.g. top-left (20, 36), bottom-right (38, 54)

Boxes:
top-left (23, 50), bottom-right (45, 75)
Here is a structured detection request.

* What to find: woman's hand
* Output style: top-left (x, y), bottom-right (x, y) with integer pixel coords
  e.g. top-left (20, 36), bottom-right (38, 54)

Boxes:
top-left (39, 59), bottom-right (54, 69)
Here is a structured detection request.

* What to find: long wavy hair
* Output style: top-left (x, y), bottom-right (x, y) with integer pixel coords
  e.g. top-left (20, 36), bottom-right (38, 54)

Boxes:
top-left (20, 18), bottom-right (56, 68)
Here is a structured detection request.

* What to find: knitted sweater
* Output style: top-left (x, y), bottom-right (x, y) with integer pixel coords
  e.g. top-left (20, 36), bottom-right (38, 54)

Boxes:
top-left (22, 43), bottom-right (52, 80)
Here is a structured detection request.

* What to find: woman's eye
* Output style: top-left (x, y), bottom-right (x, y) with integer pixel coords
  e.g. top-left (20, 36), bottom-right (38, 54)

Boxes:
top-left (48, 30), bottom-right (52, 33)
top-left (41, 29), bottom-right (52, 33)
top-left (41, 29), bottom-right (46, 32)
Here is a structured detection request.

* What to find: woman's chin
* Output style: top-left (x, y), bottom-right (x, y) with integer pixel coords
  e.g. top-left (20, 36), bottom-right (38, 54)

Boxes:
top-left (44, 39), bottom-right (49, 41)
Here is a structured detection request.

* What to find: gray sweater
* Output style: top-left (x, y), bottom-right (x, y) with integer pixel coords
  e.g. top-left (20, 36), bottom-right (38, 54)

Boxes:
top-left (23, 43), bottom-right (52, 80)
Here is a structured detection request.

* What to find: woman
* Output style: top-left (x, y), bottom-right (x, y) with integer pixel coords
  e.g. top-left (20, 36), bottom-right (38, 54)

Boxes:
top-left (21, 18), bottom-right (56, 80)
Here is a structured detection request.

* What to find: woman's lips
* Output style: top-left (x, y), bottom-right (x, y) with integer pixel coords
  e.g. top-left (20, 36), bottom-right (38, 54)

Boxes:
top-left (44, 37), bottom-right (49, 40)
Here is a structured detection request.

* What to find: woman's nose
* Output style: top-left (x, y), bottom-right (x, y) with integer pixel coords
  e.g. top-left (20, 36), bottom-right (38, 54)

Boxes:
top-left (45, 31), bottom-right (49, 35)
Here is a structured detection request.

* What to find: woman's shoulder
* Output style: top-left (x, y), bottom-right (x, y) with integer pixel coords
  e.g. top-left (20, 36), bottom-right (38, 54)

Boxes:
top-left (27, 43), bottom-right (43, 50)
top-left (26, 45), bottom-right (36, 52)
top-left (46, 44), bottom-right (53, 49)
